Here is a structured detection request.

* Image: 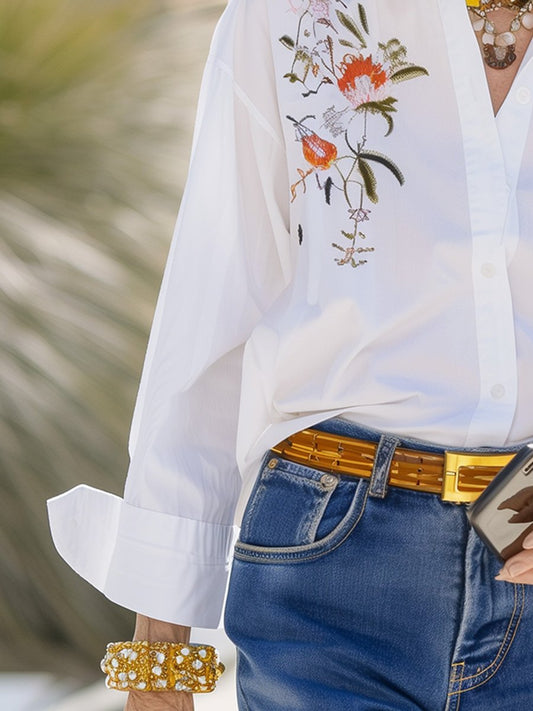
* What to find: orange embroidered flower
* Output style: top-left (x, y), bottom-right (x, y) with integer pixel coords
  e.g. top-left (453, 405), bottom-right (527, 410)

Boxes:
top-left (337, 54), bottom-right (390, 108)
top-left (289, 116), bottom-right (338, 169)
top-left (301, 131), bottom-right (337, 169)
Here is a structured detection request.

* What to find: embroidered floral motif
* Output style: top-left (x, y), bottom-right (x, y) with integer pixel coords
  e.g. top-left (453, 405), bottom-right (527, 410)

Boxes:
top-left (281, 1), bottom-right (428, 268)
top-left (338, 54), bottom-right (389, 107)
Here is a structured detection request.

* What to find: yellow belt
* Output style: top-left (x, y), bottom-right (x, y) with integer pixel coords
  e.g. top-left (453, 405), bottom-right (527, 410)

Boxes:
top-left (271, 429), bottom-right (514, 503)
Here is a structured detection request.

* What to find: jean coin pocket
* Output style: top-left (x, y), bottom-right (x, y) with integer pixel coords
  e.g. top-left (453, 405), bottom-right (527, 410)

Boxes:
top-left (236, 454), bottom-right (368, 561)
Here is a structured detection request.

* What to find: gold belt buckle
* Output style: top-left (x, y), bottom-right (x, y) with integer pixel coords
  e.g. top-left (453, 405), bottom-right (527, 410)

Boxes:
top-left (442, 451), bottom-right (514, 503)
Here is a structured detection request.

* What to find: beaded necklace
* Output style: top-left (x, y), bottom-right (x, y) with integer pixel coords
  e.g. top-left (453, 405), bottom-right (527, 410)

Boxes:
top-left (467, 0), bottom-right (533, 69)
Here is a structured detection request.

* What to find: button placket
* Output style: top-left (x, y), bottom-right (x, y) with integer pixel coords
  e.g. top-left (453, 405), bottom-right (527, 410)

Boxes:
top-left (490, 384), bottom-right (506, 400)
top-left (480, 262), bottom-right (496, 278)
top-left (436, 0), bottom-right (523, 444)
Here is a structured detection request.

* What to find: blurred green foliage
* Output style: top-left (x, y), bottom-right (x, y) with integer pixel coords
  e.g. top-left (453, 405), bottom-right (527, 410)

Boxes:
top-left (0, 0), bottom-right (221, 677)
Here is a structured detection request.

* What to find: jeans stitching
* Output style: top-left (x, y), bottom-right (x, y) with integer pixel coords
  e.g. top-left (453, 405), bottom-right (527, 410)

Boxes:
top-left (239, 457), bottom-right (343, 550)
top-left (369, 435), bottom-right (400, 498)
top-left (447, 583), bottom-right (525, 694)
top-left (446, 662), bottom-right (464, 707)
top-left (459, 583), bottom-right (523, 683)
top-left (305, 480), bottom-right (338, 542)
top-left (240, 480), bottom-right (267, 542)
top-left (234, 482), bottom-right (370, 563)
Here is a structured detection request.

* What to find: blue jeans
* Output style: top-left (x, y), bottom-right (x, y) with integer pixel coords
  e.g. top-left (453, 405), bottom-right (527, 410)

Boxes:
top-left (224, 419), bottom-right (533, 710)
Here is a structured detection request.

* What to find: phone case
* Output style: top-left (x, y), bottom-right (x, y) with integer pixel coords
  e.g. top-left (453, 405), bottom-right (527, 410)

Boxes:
top-left (467, 443), bottom-right (533, 561)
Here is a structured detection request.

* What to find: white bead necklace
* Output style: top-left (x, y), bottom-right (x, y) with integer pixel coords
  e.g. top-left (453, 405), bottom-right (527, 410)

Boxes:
top-left (468, 0), bottom-right (533, 69)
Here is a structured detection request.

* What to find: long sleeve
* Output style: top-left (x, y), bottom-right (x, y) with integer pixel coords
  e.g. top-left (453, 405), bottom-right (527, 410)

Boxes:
top-left (48, 0), bottom-right (293, 629)
top-left (47, 0), bottom-right (533, 629)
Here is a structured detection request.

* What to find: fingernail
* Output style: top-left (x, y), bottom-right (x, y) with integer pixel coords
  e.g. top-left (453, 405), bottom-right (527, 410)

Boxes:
top-left (523, 532), bottom-right (533, 549)
top-left (505, 561), bottom-right (529, 578)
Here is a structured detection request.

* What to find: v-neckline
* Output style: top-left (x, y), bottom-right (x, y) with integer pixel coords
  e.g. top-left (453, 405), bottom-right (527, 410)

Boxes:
top-left (438, 0), bottom-right (510, 236)
top-left (438, 0), bottom-right (504, 141)
top-left (494, 38), bottom-right (533, 117)
top-left (489, 38), bottom-right (533, 119)
top-left (437, 0), bottom-right (533, 253)
top-left (462, 5), bottom-right (533, 119)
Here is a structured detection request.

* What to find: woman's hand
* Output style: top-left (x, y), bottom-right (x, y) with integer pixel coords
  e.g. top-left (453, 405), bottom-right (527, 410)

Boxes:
top-left (123, 615), bottom-right (194, 711)
top-left (496, 531), bottom-right (533, 584)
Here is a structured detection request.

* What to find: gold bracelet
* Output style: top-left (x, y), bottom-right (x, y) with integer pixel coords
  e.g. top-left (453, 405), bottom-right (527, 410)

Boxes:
top-left (100, 641), bottom-right (225, 693)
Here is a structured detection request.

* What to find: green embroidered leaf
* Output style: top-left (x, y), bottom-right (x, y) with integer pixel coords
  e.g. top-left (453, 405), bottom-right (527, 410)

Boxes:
top-left (359, 150), bottom-right (405, 185)
top-left (336, 10), bottom-right (366, 47)
top-left (358, 158), bottom-right (378, 203)
top-left (382, 113), bottom-right (394, 136)
top-left (357, 99), bottom-right (397, 114)
top-left (384, 39), bottom-right (403, 52)
top-left (358, 3), bottom-right (369, 34)
top-left (284, 72), bottom-right (299, 83)
top-left (390, 65), bottom-right (429, 83)
top-left (356, 100), bottom-right (396, 135)
top-left (339, 39), bottom-right (356, 48)
top-left (279, 35), bottom-right (295, 50)
top-left (380, 38), bottom-right (409, 68)
top-left (295, 48), bottom-right (312, 63)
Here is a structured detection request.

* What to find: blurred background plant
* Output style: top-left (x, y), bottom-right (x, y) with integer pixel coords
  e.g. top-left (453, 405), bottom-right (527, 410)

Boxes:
top-left (0, 0), bottom-right (222, 680)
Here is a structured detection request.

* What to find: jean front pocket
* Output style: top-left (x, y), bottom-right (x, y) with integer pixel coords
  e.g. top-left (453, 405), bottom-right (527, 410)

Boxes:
top-left (234, 454), bottom-right (369, 564)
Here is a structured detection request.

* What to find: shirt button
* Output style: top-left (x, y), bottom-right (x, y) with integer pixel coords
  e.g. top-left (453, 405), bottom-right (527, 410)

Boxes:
top-left (516, 87), bottom-right (531, 105)
top-left (481, 262), bottom-right (496, 278)
top-left (491, 384), bottom-right (506, 400)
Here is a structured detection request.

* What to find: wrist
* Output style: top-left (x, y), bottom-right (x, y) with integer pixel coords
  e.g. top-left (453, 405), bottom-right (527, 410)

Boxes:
top-left (126, 688), bottom-right (193, 711)
top-left (133, 615), bottom-right (191, 644)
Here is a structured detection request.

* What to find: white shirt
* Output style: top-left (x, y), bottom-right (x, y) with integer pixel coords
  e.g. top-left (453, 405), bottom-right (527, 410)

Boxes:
top-left (48, 0), bottom-right (533, 628)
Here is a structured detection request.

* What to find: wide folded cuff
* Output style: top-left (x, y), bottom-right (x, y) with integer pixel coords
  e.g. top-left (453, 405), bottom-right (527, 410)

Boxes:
top-left (47, 485), bottom-right (238, 628)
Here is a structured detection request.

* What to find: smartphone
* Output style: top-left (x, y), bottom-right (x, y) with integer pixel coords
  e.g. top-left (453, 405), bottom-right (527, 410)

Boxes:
top-left (467, 444), bottom-right (533, 561)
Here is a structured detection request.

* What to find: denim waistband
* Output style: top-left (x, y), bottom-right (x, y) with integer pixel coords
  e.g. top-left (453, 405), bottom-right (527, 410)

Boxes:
top-left (312, 417), bottom-right (525, 455)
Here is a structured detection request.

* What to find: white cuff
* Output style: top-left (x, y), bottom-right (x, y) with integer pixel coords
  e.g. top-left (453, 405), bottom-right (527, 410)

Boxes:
top-left (47, 485), bottom-right (238, 628)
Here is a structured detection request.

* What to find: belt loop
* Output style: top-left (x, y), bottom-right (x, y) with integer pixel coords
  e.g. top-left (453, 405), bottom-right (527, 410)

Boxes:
top-left (369, 435), bottom-right (401, 499)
